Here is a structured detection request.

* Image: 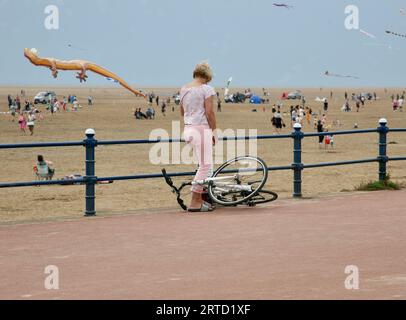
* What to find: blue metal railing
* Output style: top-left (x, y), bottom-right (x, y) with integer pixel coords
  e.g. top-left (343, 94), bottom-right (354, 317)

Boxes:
top-left (0, 119), bottom-right (405, 216)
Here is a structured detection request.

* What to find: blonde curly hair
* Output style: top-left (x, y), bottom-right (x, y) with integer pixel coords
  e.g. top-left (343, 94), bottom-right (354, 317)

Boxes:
top-left (193, 61), bottom-right (213, 83)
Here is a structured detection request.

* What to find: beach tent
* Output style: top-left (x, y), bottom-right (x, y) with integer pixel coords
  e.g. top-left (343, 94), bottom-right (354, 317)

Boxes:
top-left (250, 95), bottom-right (262, 104)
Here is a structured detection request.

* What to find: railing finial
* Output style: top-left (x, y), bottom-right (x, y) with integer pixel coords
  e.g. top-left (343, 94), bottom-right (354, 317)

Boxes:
top-left (85, 128), bottom-right (95, 136)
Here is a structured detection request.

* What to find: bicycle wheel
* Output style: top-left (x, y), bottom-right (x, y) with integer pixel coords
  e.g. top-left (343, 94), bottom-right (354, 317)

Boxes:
top-left (208, 156), bottom-right (268, 206)
top-left (246, 190), bottom-right (278, 206)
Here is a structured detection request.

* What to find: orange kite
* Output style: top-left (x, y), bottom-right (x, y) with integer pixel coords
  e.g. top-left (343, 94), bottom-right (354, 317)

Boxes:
top-left (24, 48), bottom-right (145, 97)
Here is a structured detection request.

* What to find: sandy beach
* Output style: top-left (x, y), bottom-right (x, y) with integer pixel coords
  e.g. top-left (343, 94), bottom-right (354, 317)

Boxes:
top-left (1, 86), bottom-right (405, 224)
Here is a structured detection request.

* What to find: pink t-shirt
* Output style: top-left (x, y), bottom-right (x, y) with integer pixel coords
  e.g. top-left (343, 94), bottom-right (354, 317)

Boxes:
top-left (180, 84), bottom-right (216, 125)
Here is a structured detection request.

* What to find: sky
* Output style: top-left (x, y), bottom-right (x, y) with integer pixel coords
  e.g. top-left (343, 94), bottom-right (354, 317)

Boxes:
top-left (1, 0), bottom-right (406, 88)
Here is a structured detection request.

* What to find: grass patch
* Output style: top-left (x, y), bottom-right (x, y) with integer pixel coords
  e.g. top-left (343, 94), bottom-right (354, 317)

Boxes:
top-left (355, 175), bottom-right (402, 191)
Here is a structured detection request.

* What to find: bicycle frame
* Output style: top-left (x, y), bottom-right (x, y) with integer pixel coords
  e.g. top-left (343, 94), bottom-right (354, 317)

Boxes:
top-left (162, 156), bottom-right (276, 210)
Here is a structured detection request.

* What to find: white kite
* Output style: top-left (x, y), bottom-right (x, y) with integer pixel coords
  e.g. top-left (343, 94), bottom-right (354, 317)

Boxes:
top-left (224, 76), bottom-right (233, 96)
top-left (324, 71), bottom-right (359, 80)
top-left (359, 29), bottom-right (376, 39)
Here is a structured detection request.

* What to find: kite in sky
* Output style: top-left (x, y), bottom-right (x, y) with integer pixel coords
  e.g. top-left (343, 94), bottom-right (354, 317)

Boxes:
top-left (359, 29), bottom-right (376, 39)
top-left (324, 71), bottom-right (359, 79)
top-left (106, 77), bottom-right (119, 83)
top-left (273, 3), bottom-right (293, 9)
top-left (224, 76), bottom-right (233, 96)
top-left (67, 44), bottom-right (86, 51)
top-left (24, 48), bottom-right (145, 97)
top-left (400, 9), bottom-right (405, 15)
top-left (385, 30), bottom-right (406, 38)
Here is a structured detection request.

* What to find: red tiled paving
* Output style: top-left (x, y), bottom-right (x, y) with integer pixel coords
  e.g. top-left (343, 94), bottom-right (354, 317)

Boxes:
top-left (0, 190), bottom-right (406, 300)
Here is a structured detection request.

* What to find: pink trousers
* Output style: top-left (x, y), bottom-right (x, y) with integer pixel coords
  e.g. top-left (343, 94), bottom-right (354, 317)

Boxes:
top-left (183, 125), bottom-right (214, 194)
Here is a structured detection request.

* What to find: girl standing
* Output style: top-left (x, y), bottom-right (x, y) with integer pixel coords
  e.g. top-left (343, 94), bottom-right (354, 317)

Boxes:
top-left (18, 112), bottom-right (27, 134)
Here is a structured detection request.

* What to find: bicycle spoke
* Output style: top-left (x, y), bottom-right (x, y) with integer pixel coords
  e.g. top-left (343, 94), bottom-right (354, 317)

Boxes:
top-left (209, 156), bottom-right (268, 206)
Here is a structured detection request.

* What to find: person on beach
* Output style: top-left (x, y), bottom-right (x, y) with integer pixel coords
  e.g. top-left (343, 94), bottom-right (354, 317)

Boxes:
top-left (317, 120), bottom-right (324, 149)
top-left (161, 100), bottom-right (167, 116)
top-left (291, 108), bottom-right (297, 127)
top-left (305, 107), bottom-right (311, 125)
top-left (27, 112), bottom-right (36, 135)
top-left (180, 61), bottom-right (217, 212)
top-left (393, 99), bottom-right (398, 112)
top-left (18, 112), bottom-right (27, 134)
top-left (16, 95), bottom-right (21, 110)
top-left (62, 96), bottom-right (68, 111)
top-left (7, 94), bottom-right (13, 108)
top-left (35, 155), bottom-right (55, 179)
top-left (271, 111), bottom-right (285, 134)
top-left (398, 96), bottom-right (404, 112)
top-left (10, 104), bottom-right (17, 122)
top-left (356, 99), bottom-right (360, 112)
top-left (323, 99), bottom-right (328, 112)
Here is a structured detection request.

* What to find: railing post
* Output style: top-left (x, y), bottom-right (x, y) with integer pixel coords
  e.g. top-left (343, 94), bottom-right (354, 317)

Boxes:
top-left (292, 123), bottom-right (303, 198)
top-left (378, 118), bottom-right (388, 182)
top-left (84, 128), bottom-right (97, 216)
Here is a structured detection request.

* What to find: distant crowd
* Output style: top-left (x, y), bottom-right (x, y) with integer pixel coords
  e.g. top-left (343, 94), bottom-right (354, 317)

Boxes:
top-left (5, 90), bottom-right (94, 136)
top-left (135, 92), bottom-right (179, 120)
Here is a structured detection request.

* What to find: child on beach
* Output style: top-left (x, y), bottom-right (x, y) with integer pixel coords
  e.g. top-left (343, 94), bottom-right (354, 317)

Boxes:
top-left (324, 133), bottom-right (334, 150)
top-left (18, 112), bottom-right (27, 133)
top-left (27, 112), bottom-right (36, 136)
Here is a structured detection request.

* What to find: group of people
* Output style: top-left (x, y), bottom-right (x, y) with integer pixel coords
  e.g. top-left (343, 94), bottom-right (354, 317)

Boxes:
top-left (17, 109), bottom-right (42, 135)
top-left (268, 101), bottom-right (333, 149)
top-left (342, 94), bottom-right (369, 113)
top-left (60, 95), bottom-right (87, 112)
top-left (316, 120), bottom-right (334, 150)
top-left (7, 94), bottom-right (43, 135)
top-left (391, 93), bottom-right (404, 112)
top-left (270, 105), bottom-right (285, 134)
top-left (289, 105), bottom-right (315, 127)
top-left (147, 92), bottom-right (174, 116)
top-left (5, 91), bottom-right (91, 136)
top-left (47, 94), bottom-right (91, 113)
top-left (134, 106), bottom-right (155, 120)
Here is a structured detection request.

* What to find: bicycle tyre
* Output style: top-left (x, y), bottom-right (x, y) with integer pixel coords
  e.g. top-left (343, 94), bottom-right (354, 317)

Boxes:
top-left (208, 156), bottom-right (268, 206)
top-left (247, 189), bottom-right (278, 205)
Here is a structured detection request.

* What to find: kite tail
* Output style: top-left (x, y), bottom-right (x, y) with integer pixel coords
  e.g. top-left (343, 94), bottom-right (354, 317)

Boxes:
top-left (87, 64), bottom-right (145, 98)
